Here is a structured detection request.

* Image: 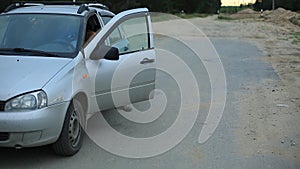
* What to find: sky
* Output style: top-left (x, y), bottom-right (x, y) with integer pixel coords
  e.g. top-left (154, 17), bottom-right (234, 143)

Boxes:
top-left (222, 0), bottom-right (256, 6)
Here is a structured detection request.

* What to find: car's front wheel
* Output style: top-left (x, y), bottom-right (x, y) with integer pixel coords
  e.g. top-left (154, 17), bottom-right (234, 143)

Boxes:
top-left (52, 99), bottom-right (85, 156)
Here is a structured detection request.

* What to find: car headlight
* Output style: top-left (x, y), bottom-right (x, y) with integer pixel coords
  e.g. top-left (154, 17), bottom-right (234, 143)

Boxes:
top-left (5, 91), bottom-right (47, 112)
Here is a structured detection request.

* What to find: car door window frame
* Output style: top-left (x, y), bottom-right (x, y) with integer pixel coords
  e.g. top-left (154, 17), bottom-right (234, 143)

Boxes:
top-left (92, 12), bottom-right (152, 57)
top-left (84, 13), bottom-right (102, 45)
top-left (100, 15), bottom-right (113, 25)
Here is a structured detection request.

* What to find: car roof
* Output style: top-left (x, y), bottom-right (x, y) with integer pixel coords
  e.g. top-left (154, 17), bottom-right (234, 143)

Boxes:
top-left (5, 5), bottom-right (84, 15)
top-left (3, 3), bottom-right (115, 17)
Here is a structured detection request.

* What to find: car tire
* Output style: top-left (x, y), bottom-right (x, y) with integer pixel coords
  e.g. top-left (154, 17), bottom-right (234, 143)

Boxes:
top-left (52, 99), bottom-right (85, 156)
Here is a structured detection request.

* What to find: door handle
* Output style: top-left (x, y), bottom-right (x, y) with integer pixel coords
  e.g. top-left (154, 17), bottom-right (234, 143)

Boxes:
top-left (140, 58), bottom-right (155, 64)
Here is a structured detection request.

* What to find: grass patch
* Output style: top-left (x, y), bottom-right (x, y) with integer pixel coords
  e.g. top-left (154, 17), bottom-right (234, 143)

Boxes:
top-left (220, 6), bottom-right (253, 14)
top-left (151, 13), bottom-right (209, 23)
top-left (217, 15), bottom-right (235, 20)
top-left (289, 32), bottom-right (300, 44)
top-left (175, 13), bottom-right (210, 19)
top-left (151, 14), bottom-right (175, 23)
top-left (278, 37), bottom-right (289, 41)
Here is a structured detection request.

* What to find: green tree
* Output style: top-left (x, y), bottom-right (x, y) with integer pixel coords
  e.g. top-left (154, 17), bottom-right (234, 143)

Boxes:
top-left (254, 0), bottom-right (300, 11)
top-left (1, 0), bottom-right (223, 14)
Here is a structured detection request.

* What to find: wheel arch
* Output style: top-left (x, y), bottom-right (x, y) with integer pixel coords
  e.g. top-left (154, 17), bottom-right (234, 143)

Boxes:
top-left (73, 92), bottom-right (88, 115)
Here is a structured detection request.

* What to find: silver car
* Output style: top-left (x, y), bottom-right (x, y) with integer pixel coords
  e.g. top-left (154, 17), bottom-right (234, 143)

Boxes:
top-left (0, 2), bottom-right (156, 156)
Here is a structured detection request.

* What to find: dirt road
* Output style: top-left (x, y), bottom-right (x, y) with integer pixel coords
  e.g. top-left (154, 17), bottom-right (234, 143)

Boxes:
top-left (190, 11), bottom-right (300, 164)
top-left (0, 11), bottom-right (299, 169)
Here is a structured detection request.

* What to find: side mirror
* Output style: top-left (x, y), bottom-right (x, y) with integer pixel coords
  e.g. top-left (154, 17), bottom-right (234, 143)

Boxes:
top-left (90, 45), bottom-right (119, 61)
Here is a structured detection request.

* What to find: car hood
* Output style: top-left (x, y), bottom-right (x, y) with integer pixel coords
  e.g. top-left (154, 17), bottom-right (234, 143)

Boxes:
top-left (0, 55), bottom-right (71, 101)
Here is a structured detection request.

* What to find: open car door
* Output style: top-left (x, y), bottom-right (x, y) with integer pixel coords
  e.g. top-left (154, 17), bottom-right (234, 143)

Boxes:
top-left (85, 8), bottom-right (156, 111)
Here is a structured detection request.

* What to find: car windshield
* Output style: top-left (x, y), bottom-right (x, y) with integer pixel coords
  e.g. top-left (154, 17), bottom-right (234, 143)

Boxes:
top-left (0, 14), bottom-right (82, 57)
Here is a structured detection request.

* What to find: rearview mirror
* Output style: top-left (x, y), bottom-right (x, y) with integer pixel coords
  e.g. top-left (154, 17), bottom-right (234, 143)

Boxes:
top-left (90, 45), bottom-right (119, 61)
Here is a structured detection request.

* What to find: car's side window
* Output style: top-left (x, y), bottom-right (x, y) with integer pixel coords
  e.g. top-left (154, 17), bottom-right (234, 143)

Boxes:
top-left (102, 16), bottom-right (149, 55)
top-left (85, 14), bottom-right (101, 43)
top-left (101, 15), bottom-right (113, 25)
top-left (109, 28), bottom-right (122, 44)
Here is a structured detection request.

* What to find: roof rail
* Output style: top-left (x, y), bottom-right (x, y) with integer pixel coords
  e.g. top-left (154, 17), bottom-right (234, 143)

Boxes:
top-left (88, 3), bottom-right (109, 10)
top-left (3, 1), bottom-right (109, 13)
top-left (77, 4), bottom-right (90, 14)
top-left (3, 2), bottom-right (43, 13)
top-left (3, 3), bottom-right (21, 13)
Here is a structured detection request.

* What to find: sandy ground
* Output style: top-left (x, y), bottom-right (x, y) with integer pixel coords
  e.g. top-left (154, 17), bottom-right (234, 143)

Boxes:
top-left (189, 9), bottom-right (300, 163)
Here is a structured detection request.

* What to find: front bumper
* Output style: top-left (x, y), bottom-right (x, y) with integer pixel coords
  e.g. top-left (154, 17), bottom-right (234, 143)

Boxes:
top-left (0, 102), bottom-right (70, 147)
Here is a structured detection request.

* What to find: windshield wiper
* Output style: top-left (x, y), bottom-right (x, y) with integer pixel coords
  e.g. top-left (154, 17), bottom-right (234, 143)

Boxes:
top-left (0, 48), bottom-right (60, 57)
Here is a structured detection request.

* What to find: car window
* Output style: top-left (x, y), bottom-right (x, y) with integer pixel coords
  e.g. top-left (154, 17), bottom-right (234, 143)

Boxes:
top-left (85, 14), bottom-right (101, 43)
top-left (101, 16), bottom-right (113, 25)
top-left (0, 16), bottom-right (8, 42)
top-left (0, 14), bottom-right (82, 56)
top-left (102, 16), bottom-right (149, 55)
top-left (109, 28), bottom-right (122, 44)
